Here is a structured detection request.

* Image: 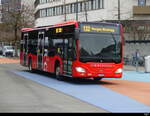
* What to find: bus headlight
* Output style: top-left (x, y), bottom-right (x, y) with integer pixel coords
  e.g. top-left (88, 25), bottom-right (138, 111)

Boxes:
top-left (75, 67), bottom-right (86, 73)
top-left (115, 68), bottom-right (123, 74)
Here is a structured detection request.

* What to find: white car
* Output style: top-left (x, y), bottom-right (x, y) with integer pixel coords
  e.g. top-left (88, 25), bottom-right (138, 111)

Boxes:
top-left (0, 46), bottom-right (2, 55)
top-left (2, 46), bottom-right (15, 57)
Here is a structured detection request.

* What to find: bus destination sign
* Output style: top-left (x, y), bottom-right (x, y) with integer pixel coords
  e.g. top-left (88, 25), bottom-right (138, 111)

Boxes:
top-left (83, 26), bottom-right (115, 33)
top-left (80, 23), bottom-right (120, 34)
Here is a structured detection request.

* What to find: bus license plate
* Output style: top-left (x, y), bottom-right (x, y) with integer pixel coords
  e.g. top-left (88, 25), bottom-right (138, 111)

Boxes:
top-left (98, 74), bottom-right (104, 77)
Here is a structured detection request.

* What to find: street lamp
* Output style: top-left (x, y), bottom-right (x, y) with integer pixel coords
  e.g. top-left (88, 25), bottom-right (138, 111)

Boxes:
top-left (118, 0), bottom-right (120, 22)
top-left (84, 0), bottom-right (88, 22)
top-left (76, 0), bottom-right (78, 21)
top-left (63, 0), bottom-right (66, 21)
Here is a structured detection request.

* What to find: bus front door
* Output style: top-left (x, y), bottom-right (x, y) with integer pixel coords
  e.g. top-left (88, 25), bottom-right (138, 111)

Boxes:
top-left (63, 38), bottom-right (73, 76)
top-left (37, 31), bottom-right (45, 70)
top-left (23, 33), bottom-right (28, 66)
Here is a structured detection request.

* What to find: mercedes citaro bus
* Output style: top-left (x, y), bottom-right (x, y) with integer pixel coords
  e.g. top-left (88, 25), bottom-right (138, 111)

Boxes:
top-left (20, 21), bottom-right (124, 81)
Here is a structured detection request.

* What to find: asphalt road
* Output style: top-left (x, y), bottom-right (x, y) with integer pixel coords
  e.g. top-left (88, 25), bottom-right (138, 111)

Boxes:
top-left (0, 63), bottom-right (107, 113)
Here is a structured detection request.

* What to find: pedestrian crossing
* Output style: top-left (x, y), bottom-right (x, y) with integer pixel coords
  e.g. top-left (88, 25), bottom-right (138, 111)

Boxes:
top-left (0, 58), bottom-right (20, 64)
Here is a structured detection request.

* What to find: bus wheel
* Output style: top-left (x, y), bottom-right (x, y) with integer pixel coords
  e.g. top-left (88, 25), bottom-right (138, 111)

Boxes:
top-left (55, 66), bottom-right (64, 81)
top-left (93, 77), bottom-right (102, 81)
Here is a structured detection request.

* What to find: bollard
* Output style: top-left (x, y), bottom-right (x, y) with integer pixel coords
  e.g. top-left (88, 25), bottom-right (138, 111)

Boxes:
top-left (144, 56), bottom-right (150, 73)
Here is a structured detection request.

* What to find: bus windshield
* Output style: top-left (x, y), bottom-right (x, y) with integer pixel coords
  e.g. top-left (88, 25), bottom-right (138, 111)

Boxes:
top-left (79, 33), bottom-right (122, 63)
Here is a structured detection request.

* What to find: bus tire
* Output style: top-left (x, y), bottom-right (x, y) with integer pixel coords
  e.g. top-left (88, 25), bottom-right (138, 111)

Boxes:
top-left (93, 77), bottom-right (102, 81)
top-left (55, 66), bottom-right (64, 81)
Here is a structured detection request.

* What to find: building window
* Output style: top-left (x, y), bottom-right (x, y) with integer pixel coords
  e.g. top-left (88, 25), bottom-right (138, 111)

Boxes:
top-left (66, 4), bottom-right (71, 14)
top-left (95, 0), bottom-right (99, 9)
top-left (88, 1), bottom-right (92, 10)
top-left (40, 9), bottom-right (47, 17)
top-left (63, 5), bottom-right (66, 15)
top-left (53, 7), bottom-right (56, 16)
top-left (81, 2), bottom-right (85, 12)
top-left (78, 2), bottom-right (82, 12)
top-left (138, 0), bottom-right (146, 6)
top-left (37, 0), bottom-right (104, 18)
top-left (47, 8), bottom-right (53, 16)
top-left (38, 0), bottom-right (62, 5)
top-left (40, 0), bottom-right (47, 4)
top-left (93, 0), bottom-right (96, 10)
top-left (57, 6), bottom-right (62, 15)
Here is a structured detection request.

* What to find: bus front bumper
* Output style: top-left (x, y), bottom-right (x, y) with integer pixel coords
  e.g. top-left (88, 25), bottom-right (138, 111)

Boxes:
top-left (72, 62), bottom-right (123, 78)
top-left (72, 71), bottom-right (122, 78)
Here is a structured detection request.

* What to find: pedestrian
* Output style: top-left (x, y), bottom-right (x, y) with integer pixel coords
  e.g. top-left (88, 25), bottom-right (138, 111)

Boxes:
top-left (135, 49), bottom-right (140, 72)
top-left (132, 53), bottom-right (136, 66)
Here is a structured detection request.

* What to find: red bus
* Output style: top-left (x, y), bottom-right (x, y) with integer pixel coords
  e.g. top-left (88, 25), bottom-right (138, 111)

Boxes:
top-left (20, 21), bottom-right (124, 81)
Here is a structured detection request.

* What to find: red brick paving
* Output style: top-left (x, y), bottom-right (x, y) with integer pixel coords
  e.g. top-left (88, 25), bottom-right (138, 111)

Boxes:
top-left (0, 58), bottom-right (19, 64)
top-left (102, 79), bottom-right (150, 106)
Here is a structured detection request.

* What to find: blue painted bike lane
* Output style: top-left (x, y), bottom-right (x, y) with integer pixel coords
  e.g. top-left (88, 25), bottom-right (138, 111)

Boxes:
top-left (13, 71), bottom-right (150, 113)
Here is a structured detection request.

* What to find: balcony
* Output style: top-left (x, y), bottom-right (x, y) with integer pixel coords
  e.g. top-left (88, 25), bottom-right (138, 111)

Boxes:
top-left (133, 6), bottom-right (150, 15)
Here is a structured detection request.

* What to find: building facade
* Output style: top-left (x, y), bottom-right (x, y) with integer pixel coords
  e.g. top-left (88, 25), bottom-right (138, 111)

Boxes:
top-left (0, 0), bottom-right (35, 23)
top-left (21, 0), bottom-right (35, 26)
top-left (22, 0), bottom-right (35, 9)
top-left (1, 0), bottom-right (21, 23)
top-left (34, 0), bottom-right (150, 64)
top-left (34, 0), bottom-right (150, 27)
top-left (0, 0), bottom-right (2, 23)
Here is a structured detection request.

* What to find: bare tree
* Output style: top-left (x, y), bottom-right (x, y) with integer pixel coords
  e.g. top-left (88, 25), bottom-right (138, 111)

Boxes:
top-left (5, 4), bottom-right (34, 56)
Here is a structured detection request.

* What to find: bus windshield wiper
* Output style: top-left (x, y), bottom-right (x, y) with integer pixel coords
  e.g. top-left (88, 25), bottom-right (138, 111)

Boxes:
top-left (111, 33), bottom-right (117, 56)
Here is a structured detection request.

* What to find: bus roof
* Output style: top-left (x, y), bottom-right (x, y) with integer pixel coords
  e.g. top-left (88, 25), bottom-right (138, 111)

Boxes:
top-left (21, 21), bottom-right (79, 32)
top-left (21, 28), bottom-right (34, 32)
top-left (21, 21), bottom-right (120, 32)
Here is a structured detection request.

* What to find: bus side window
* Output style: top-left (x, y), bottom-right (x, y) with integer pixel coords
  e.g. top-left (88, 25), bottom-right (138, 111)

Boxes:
top-left (48, 39), bottom-right (56, 57)
top-left (55, 39), bottom-right (64, 57)
top-left (24, 35), bottom-right (28, 53)
top-left (38, 34), bottom-right (44, 54)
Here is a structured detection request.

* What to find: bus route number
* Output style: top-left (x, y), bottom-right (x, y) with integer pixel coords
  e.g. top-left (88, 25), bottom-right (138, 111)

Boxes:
top-left (56, 28), bottom-right (63, 33)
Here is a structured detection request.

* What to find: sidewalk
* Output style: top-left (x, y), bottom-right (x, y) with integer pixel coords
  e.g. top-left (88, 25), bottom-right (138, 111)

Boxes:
top-left (124, 65), bottom-right (145, 72)
top-left (113, 65), bottom-right (150, 82)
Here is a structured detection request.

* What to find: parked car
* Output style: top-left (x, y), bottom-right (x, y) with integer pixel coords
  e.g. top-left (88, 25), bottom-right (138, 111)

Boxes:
top-left (0, 46), bottom-right (2, 55)
top-left (2, 46), bottom-right (15, 57)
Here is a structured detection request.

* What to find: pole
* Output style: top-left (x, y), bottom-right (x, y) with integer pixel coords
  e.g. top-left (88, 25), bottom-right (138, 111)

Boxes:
top-left (64, 0), bottom-right (67, 21)
top-left (84, 0), bottom-right (88, 22)
top-left (118, 0), bottom-right (120, 23)
top-left (76, 0), bottom-right (78, 21)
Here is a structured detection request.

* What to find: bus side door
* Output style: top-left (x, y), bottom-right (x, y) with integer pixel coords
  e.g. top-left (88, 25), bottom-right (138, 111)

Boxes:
top-left (23, 33), bottom-right (29, 66)
top-left (37, 31), bottom-right (45, 70)
top-left (63, 38), bottom-right (74, 76)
